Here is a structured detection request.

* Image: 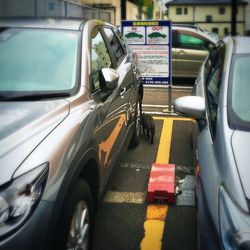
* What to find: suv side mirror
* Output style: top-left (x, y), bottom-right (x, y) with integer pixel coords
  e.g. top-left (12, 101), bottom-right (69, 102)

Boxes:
top-left (99, 68), bottom-right (119, 91)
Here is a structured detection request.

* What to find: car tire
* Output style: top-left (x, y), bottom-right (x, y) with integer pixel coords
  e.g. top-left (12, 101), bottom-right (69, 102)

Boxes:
top-left (130, 95), bottom-right (142, 148)
top-left (56, 180), bottom-right (93, 250)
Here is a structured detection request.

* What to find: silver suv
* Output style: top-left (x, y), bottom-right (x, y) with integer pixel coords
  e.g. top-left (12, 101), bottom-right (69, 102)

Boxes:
top-left (0, 18), bottom-right (143, 250)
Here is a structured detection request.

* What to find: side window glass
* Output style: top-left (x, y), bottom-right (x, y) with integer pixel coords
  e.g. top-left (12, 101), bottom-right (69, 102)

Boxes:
top-left (179, 32), bottom-right (207, 50)
top-left (172, 30), bottom-right (178, 48)
top-left (115, 29), bottom-right (128, 54)
top-left (204, 49), bottom-right (219, 82)
top-left (91, 29), bottom-right (111, 91)
top-left (206, 57), bottom-right (221, 138)
top-left (103, 28), bottom-right (124, 62)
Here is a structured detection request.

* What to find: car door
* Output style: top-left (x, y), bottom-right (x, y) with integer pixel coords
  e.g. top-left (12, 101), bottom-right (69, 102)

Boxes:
top-left (101, 26), bottom-right (133, 110)
top-left (197, 47), bottom-right (224, 246)
top-left (90, 27), bottom-right (132, 174)
top-left (175, 30), bottom-right (210, 78)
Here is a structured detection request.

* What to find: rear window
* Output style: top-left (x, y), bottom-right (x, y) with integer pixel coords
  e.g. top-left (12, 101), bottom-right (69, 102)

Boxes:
top-left (229, 54), bottom-right (250, 130)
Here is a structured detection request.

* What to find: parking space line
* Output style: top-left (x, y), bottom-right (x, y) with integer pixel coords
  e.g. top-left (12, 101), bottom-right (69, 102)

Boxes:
top-left (141, 117), bottom-right (192, 250)
top-left (141, 205), bottom-right (168, 250)
top-left (104, 191), bottom-right (145, 204)
top-left (155, 118), bottom-right (173, 164)
top-left (120, 162), bottom-right (151, 170)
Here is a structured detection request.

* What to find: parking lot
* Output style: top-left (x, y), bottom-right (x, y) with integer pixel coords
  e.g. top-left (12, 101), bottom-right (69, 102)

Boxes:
top-left (1, 0), bottom-right (250, 248)
top-left (93, 87), bottom-right (197, 250)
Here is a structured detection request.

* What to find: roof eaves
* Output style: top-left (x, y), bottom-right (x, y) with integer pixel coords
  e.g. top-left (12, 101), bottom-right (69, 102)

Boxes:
top-left (166, 0), bottom-right (247, 6)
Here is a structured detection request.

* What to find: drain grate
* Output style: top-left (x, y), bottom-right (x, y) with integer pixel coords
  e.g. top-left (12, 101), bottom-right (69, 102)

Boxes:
top-left (176, 175), bottom-right (196, 206)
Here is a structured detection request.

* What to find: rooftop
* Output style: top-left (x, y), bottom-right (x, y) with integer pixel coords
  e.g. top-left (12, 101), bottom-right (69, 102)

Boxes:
top-left (166, 0), bottom-right (247, 6)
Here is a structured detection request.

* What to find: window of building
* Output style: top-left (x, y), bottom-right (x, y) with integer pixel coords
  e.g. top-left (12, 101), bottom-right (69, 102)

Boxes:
top-left (219, 7), bottom-right (225, 14)
top-left (184, 7), bottom-right (188, 15)
top-left (212, 27), bottom-right (219, 34)
top-left (224, 27), bottom-right (229, 35)
top-left (176, 7), bottom-right (182, 15)
top-left (206, 15), bottom-right (213, 23)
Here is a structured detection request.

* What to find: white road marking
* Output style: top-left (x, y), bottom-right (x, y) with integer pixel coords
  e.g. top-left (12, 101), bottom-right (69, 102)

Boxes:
top-left (120, 162), bottom-right (151, 170)
top-left (142, 104), bottom-right (169, 108)
top-left (104, 191), bottom-right (146, 204)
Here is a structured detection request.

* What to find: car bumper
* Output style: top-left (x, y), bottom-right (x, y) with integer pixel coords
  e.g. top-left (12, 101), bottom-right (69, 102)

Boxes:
top-left (0, 200), bottom-right (55, 250)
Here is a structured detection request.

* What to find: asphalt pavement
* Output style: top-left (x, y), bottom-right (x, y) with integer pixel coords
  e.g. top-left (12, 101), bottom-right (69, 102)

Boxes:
top-left (142, 86), bottom-right (192, 114)
top-left (93, 112), bottom-right (196, 249)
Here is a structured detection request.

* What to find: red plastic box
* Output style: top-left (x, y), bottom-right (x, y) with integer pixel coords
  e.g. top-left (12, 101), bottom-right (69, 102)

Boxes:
top-left (147, 163), bottom-right (176, 204)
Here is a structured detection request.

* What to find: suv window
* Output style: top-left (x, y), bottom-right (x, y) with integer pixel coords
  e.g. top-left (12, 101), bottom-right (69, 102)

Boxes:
top-left (205, 47), bottom-right (224, 138)
top-left (103, 28), bottom-right (125, 63)
top-left (91, 29), bottom-right (112, 91)
top-left (178, 31), bottom-right (210, 51)
top-left (229, 54), bottom-right (250, 130)
top-left (204, 48), bottom-right (219, 82)
top-left (115, 28), bottom-right (128, 54)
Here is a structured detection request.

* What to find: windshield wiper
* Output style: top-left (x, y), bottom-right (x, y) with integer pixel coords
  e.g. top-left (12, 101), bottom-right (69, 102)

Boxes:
top-left (0, 92), bottom-right (71, 101)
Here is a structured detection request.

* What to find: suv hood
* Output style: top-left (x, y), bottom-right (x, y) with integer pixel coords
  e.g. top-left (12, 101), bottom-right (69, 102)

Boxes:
top-left (231, 130), bottom-right (250, 200)
top-left (0, 100), bottom-right (69, 186)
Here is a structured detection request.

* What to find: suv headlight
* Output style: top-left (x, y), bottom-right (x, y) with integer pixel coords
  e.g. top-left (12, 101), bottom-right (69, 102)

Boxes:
top-left (219, 185), bottom-right (250, 250)
top-left (0, 163), bottom-right (48, 237)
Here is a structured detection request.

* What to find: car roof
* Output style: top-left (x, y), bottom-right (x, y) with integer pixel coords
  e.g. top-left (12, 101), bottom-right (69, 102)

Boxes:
top-left (233, 37), bottom-right (250, 54)
top-left (172, 23), bottom-right (203, 30)
top-left (0, 17), bottom-right (87, 30)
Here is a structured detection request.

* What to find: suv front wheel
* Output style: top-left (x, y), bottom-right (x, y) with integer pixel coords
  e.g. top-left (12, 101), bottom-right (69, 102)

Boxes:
top-left (56, 180), bottom-right (93, 250)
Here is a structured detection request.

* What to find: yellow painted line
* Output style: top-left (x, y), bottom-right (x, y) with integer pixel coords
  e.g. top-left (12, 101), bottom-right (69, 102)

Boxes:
top-left (141, 205), bottom-right (168, 250)
top-left (141, 116), bottom-right (191, 250)
top-left (156, 118), bottom-right (173, 164)
top-left (153, 116), bottom-right (193, 121)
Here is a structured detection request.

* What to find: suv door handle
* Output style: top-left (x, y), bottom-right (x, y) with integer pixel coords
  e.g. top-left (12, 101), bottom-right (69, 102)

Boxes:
top-left (177, 50), bottom-right (186, 54)
top-left (120, 87), bottom-right (126, 98)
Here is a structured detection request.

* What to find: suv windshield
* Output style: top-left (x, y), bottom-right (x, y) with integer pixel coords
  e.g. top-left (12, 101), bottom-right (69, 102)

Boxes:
top-left (230, 54), bottom-right (250, 129)
top-left (0, 28), bottom-right (79, 96)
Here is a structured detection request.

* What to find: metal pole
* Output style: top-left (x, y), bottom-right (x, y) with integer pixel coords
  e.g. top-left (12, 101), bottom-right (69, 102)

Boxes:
top-left (168, 85), bottom-right (172, 112)
top-left (138, 0), bottom-right (143, 19)
top-left (231, 0), bottom-right (237, 36)
top-left (121, 0), bottom-right (126, 20)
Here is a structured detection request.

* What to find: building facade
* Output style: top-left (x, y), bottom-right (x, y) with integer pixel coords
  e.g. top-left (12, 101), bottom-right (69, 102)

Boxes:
top-left (166, 0), bottom-right (248, 36)
top-left (82, 0), bottom-right (165, 27)
top-left (82, 0), bottom-right (144, 26)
